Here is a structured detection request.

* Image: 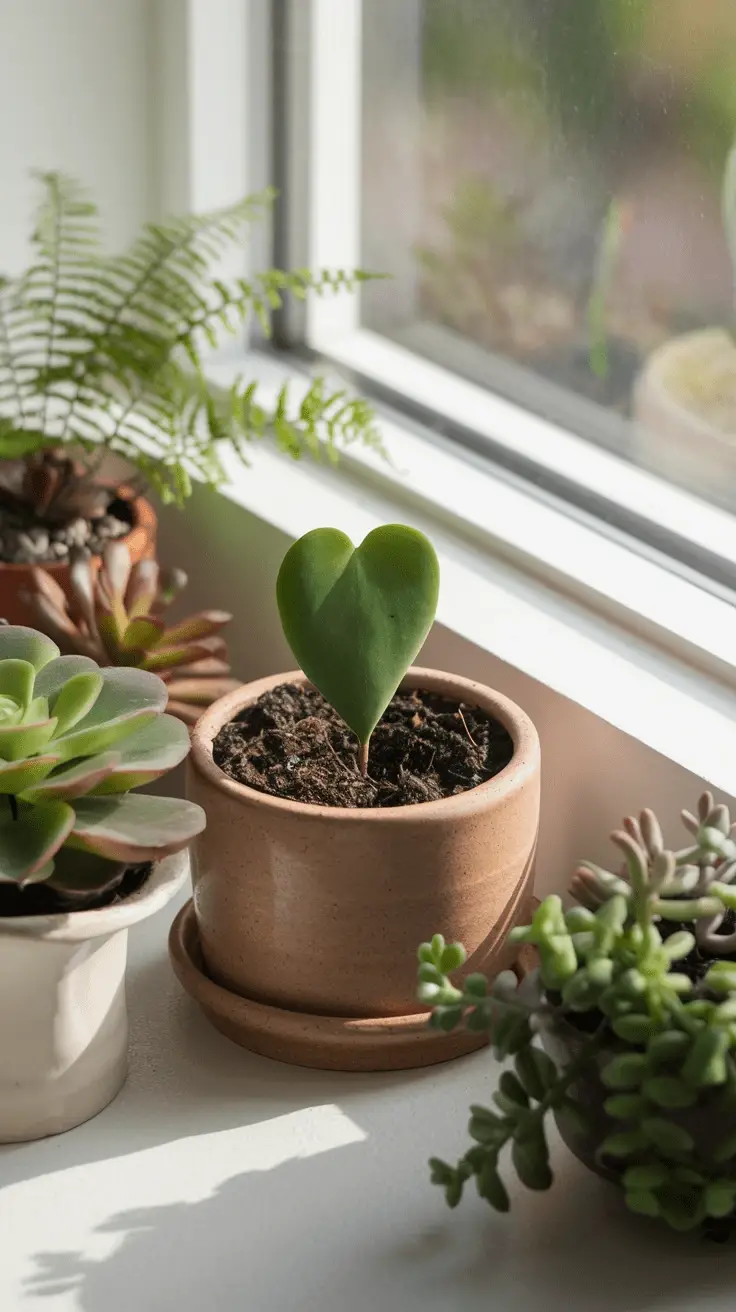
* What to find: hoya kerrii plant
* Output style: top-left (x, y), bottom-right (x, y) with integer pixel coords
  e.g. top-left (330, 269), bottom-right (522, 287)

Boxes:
top-left (0, 624), bottom-right (205, 906)
top-left (24, 541), bottom-right (239, 726)
top-left (0, 172), bottom-right (382, 540)
top-left (276, 524), bottom-right (440, 774)
top-left (417, 793), bottom-right (736, 1234)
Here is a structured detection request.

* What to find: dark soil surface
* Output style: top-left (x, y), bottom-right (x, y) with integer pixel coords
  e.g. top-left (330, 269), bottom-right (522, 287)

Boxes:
top-left (213, 682), bottom-right (515, 808)
top-left (0, 494), bottom-right (132, 565)
top-left (0, 862), bottom-right (151, 917)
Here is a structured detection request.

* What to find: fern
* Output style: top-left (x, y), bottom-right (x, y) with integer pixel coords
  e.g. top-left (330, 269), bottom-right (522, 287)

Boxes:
top-left (0, 173), bottom-right (382, 505)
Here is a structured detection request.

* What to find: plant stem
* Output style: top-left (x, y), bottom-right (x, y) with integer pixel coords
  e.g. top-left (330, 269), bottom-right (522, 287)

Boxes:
top-left (358, 740), bottom-right (370, 778)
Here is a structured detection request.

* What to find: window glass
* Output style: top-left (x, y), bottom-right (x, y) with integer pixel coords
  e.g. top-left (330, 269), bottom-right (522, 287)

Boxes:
top-left (361, 0), bottom-right (736, 510)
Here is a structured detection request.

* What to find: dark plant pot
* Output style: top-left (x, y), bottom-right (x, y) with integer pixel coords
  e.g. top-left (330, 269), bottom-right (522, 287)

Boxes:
top-left (0, 489), bottom-right (157, 626)
top-left (541, 1015), bottom-right (736, 1183)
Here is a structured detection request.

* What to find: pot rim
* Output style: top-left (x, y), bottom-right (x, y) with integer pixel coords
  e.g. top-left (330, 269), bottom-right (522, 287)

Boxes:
top-left (0, 849), bottom-right (189, 942)
top-left (0, 486), bottom-right (155, 577)
top-left (189, 665), bottom-right (540, 822)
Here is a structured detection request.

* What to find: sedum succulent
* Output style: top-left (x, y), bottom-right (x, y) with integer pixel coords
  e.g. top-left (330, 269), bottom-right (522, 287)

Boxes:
top-left (24, 541), bottom-right (240, 726)
top-left (416, 793), bottom-right (736, 1234)
top-left (0, 624), bottom-right (205, 899)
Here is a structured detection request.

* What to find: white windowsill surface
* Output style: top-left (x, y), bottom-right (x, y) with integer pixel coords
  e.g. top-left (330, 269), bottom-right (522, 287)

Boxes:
top-left (4, 884), bottom-right (735, 1312)
top-left (206, 349), bottom-right (736, 799)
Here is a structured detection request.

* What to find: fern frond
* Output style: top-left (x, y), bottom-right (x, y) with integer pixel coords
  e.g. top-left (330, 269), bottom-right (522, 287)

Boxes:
top-left (0, 172), bottom-right (382, 507)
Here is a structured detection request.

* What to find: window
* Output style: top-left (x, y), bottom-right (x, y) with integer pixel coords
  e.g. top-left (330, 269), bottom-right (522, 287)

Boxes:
top-left (275, 0), bottom-right (736, 594)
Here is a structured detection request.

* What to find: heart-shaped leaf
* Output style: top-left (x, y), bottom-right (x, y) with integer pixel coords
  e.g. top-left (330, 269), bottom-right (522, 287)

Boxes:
top-left (276, 525), bottom-right (439, 747)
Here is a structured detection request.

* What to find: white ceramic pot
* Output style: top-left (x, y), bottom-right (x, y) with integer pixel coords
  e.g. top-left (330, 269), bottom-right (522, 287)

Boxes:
top-left (633, 328), bottom-right (736, 507)
top-left (0, 852), bottom-right (187, 1143)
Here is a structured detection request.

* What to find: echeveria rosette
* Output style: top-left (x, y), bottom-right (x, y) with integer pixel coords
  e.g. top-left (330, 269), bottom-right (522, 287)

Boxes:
top-left (0, 625), bottom-right (205, 893)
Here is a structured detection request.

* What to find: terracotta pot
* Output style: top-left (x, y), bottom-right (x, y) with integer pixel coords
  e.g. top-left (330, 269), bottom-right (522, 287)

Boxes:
top-left (0, 851), bottom-right (187, 1143)
top-left (0, 489), bottom-right (157, 627)
top-left (172, 667), bottom-right (540, 1070)
top-left (633, 328), bottom-right (736, 508)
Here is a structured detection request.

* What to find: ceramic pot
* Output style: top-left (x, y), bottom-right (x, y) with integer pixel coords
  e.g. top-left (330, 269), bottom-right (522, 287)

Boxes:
top-left (172, 667), bottom-right (540, 1070)
top-left (0, 490), bottom-right (157, 627)
top-left (0, 851), bottom-right (187, 1143)
top-left (633, 328), bottom-right (736, 508)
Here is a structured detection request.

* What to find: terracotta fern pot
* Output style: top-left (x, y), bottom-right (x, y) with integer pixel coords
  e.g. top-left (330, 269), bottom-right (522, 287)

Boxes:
top-left (171, 667), bottom-right (541, 1071)
top-left (0, 851), bottom-right (187, 1144)
top-left (0, 489), bottom-right (157, 627)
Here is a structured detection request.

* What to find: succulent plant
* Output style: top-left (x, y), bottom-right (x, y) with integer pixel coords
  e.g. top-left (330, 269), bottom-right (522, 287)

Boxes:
top-left (0, 624), bottom-right (205, 901)
top-left (416, 793), bottom-right (736, 1234)
top-left (24, 541), bottom-right (239, 726)
top-left (0, 450), bottom-right (112, 526)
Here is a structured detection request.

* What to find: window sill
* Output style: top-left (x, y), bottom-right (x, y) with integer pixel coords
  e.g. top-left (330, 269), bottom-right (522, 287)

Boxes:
top-left (206, 348), bottom-right (736, 798)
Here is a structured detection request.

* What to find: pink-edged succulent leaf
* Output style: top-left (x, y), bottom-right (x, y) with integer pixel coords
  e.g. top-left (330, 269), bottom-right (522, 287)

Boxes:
top-left (166, 676), bottom-right (241, 705)
top-left (125, 558), bottom-right (160, 620)
top-left (0, 799), bottom-right (75, 885)
top-left (49, 671), bottom-right (104, 736)
top-left (20, 751), bottom-right (121, 802)
top-left (100, 541), bottom-right (133, 601)
top-left (160, 611), bottom-right (232, 646)
top-left (88, 715), bottom-right (190, 793)
top-left (0, 717), bottom-right (58, 761)
top-left (141, 635), bottom-right (228, 673)
top-left (34, 654), bottom-right (102, 701)
top-left (68, 794), bottom-right (206, 862)
top-left (53, 667), bottom-right (168, 761)
top-left (68, 553), bottom-right (100, 638)
top-left (0, 626), bottom-right (59, 672)
top-left (120, 615), bottom-right (166, 652)
top-left (0, 755), bottom-right (61, 795)
top-left (167, 656), bottom-right (233, 678)
top-left (0, 659), bottom-right (36, 708)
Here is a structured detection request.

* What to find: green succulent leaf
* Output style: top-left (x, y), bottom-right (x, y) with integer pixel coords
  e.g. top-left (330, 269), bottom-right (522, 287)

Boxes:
top-left (599, 1130), bottom-right (648, 1159)
top-left (0, 799), bottom-right (75, 884)
top-left (87, 714), bottom-right (191, 793)
top-left (49, 672), bottom-right (104, 736)
top-left (0, 627), bottom-right (59, 672)
top-left (623, 1163), bottom-right (669, 1191)
top-left (54, 667), bottom-right (168, 759)
top-left (601, 1053), bottom-right (648, 1090)
top-left (713, 1130), bottom-right (736, 1164)
top-left (704, 1181), bottom-right (736, 1219)
top-left (681, 1028), bottom-right (731, 1088)
top-left (276, 525), bottom-right (440, 744)
top-left (0, 659), bottom-right (36, 708)
top-left (0, 755), bottom-right (60, 795)
top-left (439, 943), bottom-right (466, 974)
top-left (476, 1160), bottom-right (510, 1211)
top-left (20, 752), bottom-right (121, 802)
top-left (642, 1118), bottom-right (694, 1159)
top-left (0, 715), bottom-right (58, 761)
top-left (641, 1076), bottom-right (697, 1109)
top-left (67, 793), bottom-right (205, 862)
top-left (603, 1093), bottom-right (649, 1120)
top-left (511, 1135), bottom-right (552, 1191)
top-left (646, 1032), bottom-right (691, 1067)
top-left (625, 1189), bottom-right (661, 1219)
top-left (33, 655), bottom-right (101, 701)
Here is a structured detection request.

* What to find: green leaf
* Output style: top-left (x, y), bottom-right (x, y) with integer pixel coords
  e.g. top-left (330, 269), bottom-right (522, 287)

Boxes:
top-left (642, 1118), bottom-right (694, 1159)
top-left (0, 659), bottom-right (35, 709)
top-left (661, 931), bottom-right (696, 961)
top-left (33, 655), bottom-right (100, 702)
top-left (49, 672), bottom-right (103, 736)
top-left (0, 716), bottom-right (58, 761)
top-left (0, 800), bottom-right (75, 884)
top-left (67, 793), bottom-right (205, 862)
top-left (0, 627), bottom-right (59, 672)
top-left (276, 526), bottom-right (439, 744)
top-left (601, 1053), bottom-right (648, 1090)
top-left (641, 1076), bottom-right (697, 1109)
top-left (612, 1014), bottom-right (657, 1044)
top-left (713, 1130), bottom-right (736, 1164)
top-left (704, 1181), bottom-right (736, 1219)
top-left (646, 1031), bottom-right (691, 1067)
top-left (20, 752), bottom-right (121, 802)
top-left (54, 667), bottom-right (168, 760)
top-left (603, 1093), bottom-right (649, 1120)
top-left (623, 1164), bottom-right (669, 1191)
top-left (87, 714), bottom-right (192, 793)
top-left (682, 1028), bottom-right (731, 1088)
top-left (0, 755), bottom-right (60, 795)
top-left (440, 943), bottom-right (466, 974)
top-left (599, 1131), bottom-right (648, 1159)
top-left (514, 1047), bottom-right (546, 1101)
top-left (625, 1190), bottom-right (660, 1219)
top-left (511, 1136), bottom-right (552, 1191)
top-left (658, 1185), bottom-right (705, 1231)
top-left (463, 973), bottom-right (488, 998)
top-left (499, 1072), bottom-right (529, 1108)
top-left (476, 1160), bottom-right (510, 1211)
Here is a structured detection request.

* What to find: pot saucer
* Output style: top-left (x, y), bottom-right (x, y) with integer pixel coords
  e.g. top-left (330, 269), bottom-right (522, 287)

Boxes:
top-left (169, 899), bottom-right (536, 1073)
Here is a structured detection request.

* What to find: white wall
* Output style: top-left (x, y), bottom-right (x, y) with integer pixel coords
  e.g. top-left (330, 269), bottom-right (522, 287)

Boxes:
top-left (159, 486), bottom-right (735, 897)
top-left (0, 0), bottom-right (154, 271)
